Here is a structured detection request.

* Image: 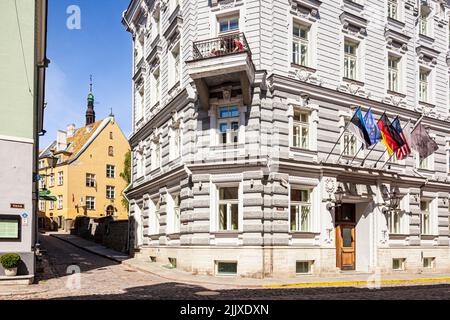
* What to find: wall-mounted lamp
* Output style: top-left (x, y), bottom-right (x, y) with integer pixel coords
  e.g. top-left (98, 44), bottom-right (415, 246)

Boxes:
top-left (198, 181), bottom-right (203, 190)
top-left (326, 186), bottom-right (344, 210)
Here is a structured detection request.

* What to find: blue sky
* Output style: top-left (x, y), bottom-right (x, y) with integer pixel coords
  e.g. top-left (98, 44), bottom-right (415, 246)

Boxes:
top-left (41, 0), bottom-right (132, 148)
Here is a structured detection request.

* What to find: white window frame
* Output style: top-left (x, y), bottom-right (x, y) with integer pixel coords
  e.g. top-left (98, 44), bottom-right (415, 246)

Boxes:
top-left (289, 188), bottom-right (312, 232)
top-left (57, 195), bottom-right (63, 210)
top-left (106, 165), bottom-right (115, 178)
top-left (388, 54), bottom-right (401, 93)
top-left (169, 123), bottom-right (182, 161)
top-left (292, 109), bottom-right (311, 149)
top-left (217, 14), bottom-right (240, 35)
top-left (49, 201), bottom-right (55, 210)
top-left (419, 67), bottom-right (432, 103)
top-left (344, 39), bottom-right (359, 81)
top-left (420, 199), bottom-right (432, 235)
top-left (387, 0), bottom-right (399, 20)
top-left (217, 186), bottom-right (239, 231)
top-left (419, 5), bottom-right (433, 37)
top-left (149, 198), bottom-right (160, 235)
top-left (292, 21), bottom-right (311, 67)
top-left (211, 182), bottom-right (242, 233)
top-left (135, 85), bottom-right (145, 123)
top-left (151, 68), bottom-right (160, 107)
top-left (86, 173), bottom-right (96, 187)
top-left (151, 138), bottom-right (161, 171)
top-left (49, 173), bottom-right (55, 187)
top-left (416, 150), bottom-right (434, 171)
top-left (217, 105), bottom-right (240, 145)
top-left (86, 196), bottom-right (95, 210)
top-left (106, 186), bottom-right (115, 199)
top-left (39, 200), bottom-right (46, 211)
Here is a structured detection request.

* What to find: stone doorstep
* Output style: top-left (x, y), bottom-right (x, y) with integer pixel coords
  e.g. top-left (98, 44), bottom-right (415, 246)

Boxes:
top-left (0, 275), bottom-right (34, 286)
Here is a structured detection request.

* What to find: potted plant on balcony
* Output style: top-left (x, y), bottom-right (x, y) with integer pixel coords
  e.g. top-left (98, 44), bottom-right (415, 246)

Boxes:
top-left (0, 253), bottom-right (21, 276)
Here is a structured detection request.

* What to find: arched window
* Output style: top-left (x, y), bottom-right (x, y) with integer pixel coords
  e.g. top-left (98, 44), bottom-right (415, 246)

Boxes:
top-left (106, 205), bottom-right (115, 216)
top-left (108, 146), bottom-right (114, 156)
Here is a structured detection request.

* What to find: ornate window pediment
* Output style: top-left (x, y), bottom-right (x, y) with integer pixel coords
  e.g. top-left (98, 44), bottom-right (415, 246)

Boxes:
top-left (289, 0), bottom-right (322, 21)
top-left (416, 45), bottom-right (440, 65)
top-left (385, 29), bottom-right (410, 53)
top-left (339, 11), bottom-right (367, 36)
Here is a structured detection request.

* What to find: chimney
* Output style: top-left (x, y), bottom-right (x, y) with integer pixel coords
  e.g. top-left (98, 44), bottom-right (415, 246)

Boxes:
top-left (67, 124), bottom-right (76, 137)
top-left (56, 130), bottom-right (67, 151)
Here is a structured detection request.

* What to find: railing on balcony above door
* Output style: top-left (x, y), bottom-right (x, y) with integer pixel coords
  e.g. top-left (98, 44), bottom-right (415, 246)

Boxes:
top-left (192, 32), bottom-right (252, 60)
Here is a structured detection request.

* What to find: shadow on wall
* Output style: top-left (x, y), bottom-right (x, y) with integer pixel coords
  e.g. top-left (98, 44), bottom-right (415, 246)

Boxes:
top-left (71, 216), bottom-right (131, 254)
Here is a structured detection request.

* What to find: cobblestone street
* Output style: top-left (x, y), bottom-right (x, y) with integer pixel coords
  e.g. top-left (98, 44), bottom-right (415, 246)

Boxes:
top-left (0, 234), bottom-right (449, 300)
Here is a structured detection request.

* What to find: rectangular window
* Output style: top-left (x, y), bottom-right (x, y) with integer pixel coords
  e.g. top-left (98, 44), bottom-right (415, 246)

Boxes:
top-left (86, 196), bottom-right (95, 210)
top-left (173, 194), bottom-right (181, 233)
top-left (106, 186), bottom-right (115, 199)
top-left (423, 257), bottom-right (435, 268)
top-left (392, 258), bottom-right (405, 270)
top-left (106, 165), bottom-right (115, 178)
top-left (152, 69), bottom-right (160, 106)
top-left (152, 199), bottom-right (161, 235)
top-left (344, 40), bottom-right (358, 80)
top-left (218, 106), bottom-right (239, 145)
top-left (216, 261), bottom-right (237, 275)
top-left (218, 187), bottom-right (239, 231)
top-left (387, 0), bottom-right (398, 20)
top-left (389, 211), bottom-right (401, 234)
top-left (49, 201), bottom-right (55, 210)
top-left (419, 154), bottom-right (432, 170)
top-left (219, 16), bottom-right (239, 34)
top-left (290, 189), bottom-right (311, 232)
top-left (420, 200), bottom-right (431, 235)
top-left (0, 215), bottom-right (21, 241)
top-left (296, 261), bottom-right (313, 274)
top-left (388, 55), bottom-right (400, 92)
top-left (419, 8), bottom-right (430, 36)
top-left (86, 173), bottom-right (96, 187)
top-left (151, 141), bottom-right (161, 170)
top-left (173, 46), bottom-right (181, 86)
top-left (419, 68), bottom-right (430, 102)
top-left (343, 132), bottom-right (357, 157)
top-left (57, 171), bottom-right (64, 186)
top-left (57, 195), bottom-right (63, 210)
top-left (49, 173), bottom-right (55, 187)
top-left (292, 22), bottom-right (309, 67)
top-left (39, 200), bottom-right (46, 211)
top-left (292, 110), bottom-right (310, 149)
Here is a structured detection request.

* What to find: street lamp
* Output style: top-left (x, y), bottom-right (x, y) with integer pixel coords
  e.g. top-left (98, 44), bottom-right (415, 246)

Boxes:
top-left (326, 185), bottom-right (345, 210)
top-left (387, 191), bottom-right (401, 211)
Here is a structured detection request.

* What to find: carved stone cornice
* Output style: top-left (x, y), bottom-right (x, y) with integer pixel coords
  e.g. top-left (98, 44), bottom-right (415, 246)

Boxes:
top-left (289, 0), bottom-right (322, 21)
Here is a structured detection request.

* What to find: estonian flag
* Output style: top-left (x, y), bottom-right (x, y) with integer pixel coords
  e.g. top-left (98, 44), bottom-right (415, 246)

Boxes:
top-left (348, 107), bottom-right (371, 149)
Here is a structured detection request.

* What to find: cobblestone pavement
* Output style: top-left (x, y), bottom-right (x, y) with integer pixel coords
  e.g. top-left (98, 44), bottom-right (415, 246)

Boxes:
top-left (2, 234), bottom-right (450, 300)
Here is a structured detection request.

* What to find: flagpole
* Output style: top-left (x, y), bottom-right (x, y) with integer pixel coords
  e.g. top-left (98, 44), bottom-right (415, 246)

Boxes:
top-left (324, 111), bottom-right (356, 163)
top-left (349, 144), bottom-right (364, 166)
top-left (360, 144), bottom-right (377, 166)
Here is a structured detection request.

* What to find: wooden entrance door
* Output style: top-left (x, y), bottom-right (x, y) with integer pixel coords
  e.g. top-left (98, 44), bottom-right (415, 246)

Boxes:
top-left (336, 224), bottom-right (356, 270)
top-left (335, 203), bottom-right (356, 270)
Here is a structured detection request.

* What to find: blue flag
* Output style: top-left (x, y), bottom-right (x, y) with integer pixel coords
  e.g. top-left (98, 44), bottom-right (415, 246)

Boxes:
top-left (363, 108), bottom-right (381, 145)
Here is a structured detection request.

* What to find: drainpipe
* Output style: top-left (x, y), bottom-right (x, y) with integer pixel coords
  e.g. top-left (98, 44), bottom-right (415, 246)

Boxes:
top-left (122, 182), bottom-right (132, 254)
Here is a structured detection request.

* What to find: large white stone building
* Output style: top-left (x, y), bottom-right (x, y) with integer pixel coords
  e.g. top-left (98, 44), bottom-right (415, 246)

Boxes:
top-left (123, 0), bottom-right (450, 278)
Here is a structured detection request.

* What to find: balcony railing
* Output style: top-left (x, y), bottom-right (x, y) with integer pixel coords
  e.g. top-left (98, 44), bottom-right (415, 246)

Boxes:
top-left (192, 32), bottom-right (251, 60)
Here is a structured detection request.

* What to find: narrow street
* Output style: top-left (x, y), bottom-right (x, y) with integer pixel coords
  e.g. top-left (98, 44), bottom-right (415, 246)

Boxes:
top-left (1, 234), bottom-right (449, 300)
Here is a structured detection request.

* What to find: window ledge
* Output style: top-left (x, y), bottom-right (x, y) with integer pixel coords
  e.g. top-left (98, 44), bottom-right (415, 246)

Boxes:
top-left (211, 143), bottom-right (245, 151)
top-left (149, 234), bottom-right (162, 240)
top-left (418, 101), bottom-right (435, 109)
top-left (387, 17), bottom-right (405, 29)
top-left (290, 147), bottom-right (317, 154)
top-left (389, 233), bottom-right (409, 240)
top-left (342, 77), bottom-right (365, 87)
top-left (418, 33), bottom-right (435, 43)
top-left (212, 231), bottom-right (241, 238)
top-left (290, 63), bottom-right (317, 73)
top-left (387, 90), bottom-right (406, 98)
top-left (420, 235), bottom-right (437, 240)
top-left (167, 233), bottom-right (181, 240)
top-left (290, 232), bottom-right (319, 239)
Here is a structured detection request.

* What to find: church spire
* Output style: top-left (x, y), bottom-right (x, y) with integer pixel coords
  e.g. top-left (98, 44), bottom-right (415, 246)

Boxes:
top-left (85, 75), bottom-right (96, 126)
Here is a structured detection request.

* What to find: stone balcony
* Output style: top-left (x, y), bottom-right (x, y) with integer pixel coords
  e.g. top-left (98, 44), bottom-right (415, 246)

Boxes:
top-left (186, 32), bottom-right (255, 109)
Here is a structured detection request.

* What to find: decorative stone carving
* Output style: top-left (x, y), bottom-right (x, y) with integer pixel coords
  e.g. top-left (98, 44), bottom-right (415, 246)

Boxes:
top-left (337, 82), bottom-right (370, 99)
top-left (291, 68), bottom-right (323, 86)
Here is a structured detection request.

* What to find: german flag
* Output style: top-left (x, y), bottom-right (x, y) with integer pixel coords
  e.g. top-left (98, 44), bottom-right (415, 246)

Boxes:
top-left (377, 113), bottom-right (405, 155)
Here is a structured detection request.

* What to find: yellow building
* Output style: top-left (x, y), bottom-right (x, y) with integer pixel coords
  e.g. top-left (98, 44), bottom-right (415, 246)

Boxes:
top-left (38, 87), bottom-right (130, 231)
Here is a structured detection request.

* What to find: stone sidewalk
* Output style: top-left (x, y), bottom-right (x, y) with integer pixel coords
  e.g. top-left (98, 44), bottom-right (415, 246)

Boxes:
top-left (51, 233), bottom-right (450, 289)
